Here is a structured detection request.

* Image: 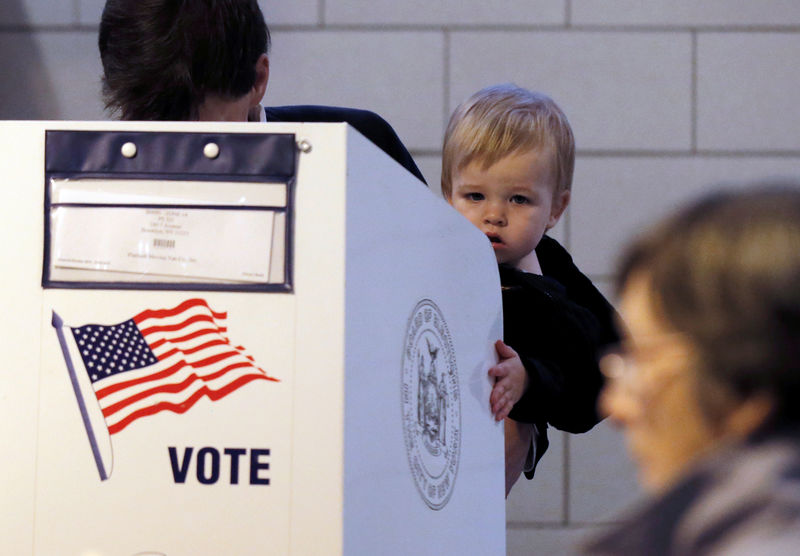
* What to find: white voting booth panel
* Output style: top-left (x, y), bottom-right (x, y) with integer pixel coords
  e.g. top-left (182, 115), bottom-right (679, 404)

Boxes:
top-left (0, 121), bottom-right (505, 556)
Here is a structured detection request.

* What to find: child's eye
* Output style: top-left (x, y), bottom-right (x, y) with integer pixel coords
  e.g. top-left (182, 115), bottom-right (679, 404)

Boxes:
top-left (465, 192), bottom-right (484, 201)
top-left (510, 195), bottom-right (529, 205)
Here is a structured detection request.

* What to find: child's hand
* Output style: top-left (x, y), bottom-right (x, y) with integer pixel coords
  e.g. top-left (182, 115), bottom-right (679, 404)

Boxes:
top-left (488, 340), bottom-right (528, 421)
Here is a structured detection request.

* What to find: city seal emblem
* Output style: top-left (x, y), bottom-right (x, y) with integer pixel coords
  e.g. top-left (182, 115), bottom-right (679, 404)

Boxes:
top-left (401, 299), bottom-right (460, 510)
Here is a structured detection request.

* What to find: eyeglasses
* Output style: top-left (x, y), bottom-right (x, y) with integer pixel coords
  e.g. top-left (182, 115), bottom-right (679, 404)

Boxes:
top-left (600, 331), bottom-right (689, 389)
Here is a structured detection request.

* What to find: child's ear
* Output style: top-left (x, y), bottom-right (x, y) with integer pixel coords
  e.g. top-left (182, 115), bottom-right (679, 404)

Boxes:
top-left (547, 190), bottom-right (570, 229)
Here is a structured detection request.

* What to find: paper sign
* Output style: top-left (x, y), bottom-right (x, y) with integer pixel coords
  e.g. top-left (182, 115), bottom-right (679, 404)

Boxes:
top-left (51, 207), bottom-right (274, 282)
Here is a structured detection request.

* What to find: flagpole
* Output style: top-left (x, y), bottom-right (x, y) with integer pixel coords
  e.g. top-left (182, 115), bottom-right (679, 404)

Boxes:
top-left (51, 311), bottom-right (110, 481)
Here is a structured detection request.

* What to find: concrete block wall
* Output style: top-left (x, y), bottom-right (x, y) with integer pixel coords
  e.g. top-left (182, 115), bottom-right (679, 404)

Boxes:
top-left (3, 1), bottom-right (800, 554)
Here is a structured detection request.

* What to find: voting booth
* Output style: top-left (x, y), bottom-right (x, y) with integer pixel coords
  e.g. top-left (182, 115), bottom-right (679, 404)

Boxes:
top-left (0, 121), bottom-right (505, 555)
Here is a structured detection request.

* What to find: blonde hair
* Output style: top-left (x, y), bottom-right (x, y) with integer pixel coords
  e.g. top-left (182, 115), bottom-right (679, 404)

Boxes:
top-left (441, 84), bottom-right (574, 199)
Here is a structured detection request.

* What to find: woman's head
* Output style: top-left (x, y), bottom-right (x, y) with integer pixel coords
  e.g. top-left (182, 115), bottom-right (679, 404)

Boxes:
top-left (99, 0), bottom-right (270, 121)
top-left (603, 183), bottom-right (800, 491)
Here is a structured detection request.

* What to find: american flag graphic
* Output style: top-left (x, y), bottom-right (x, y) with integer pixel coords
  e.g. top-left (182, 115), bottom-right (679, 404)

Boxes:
top-left (60, 298), bottom-right (277, 436)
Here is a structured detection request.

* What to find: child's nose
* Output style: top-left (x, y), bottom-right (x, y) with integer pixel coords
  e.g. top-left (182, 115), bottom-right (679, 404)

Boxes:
top-left (484, 205), bottom-right (506, 225)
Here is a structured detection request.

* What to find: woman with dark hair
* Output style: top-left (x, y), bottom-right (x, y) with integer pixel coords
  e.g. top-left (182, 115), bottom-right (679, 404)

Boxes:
top-left (585, 184), bottom-right (800, 555)
top-left (98, 0), bottom-right (270, 122)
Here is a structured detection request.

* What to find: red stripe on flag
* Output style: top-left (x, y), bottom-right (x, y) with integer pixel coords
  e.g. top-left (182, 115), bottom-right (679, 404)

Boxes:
top-left (187, 348), bottom-right (245, 369)
top-left (139, 313), bottom-right (220, 336)
top-left (106, 374), bottom-right (271, 434)
top-left (202, 361), bottom-right (273, 382)
top-left (147, 327), bottom-right (229, 351)
top-left (133, 298), bottom-right (226, 324)
top-left (155, 337), bottom-right (231, 359)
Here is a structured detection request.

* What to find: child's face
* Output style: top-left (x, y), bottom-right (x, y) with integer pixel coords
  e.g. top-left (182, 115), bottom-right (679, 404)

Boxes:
top-left (448, 147), bottom-right (569, 268)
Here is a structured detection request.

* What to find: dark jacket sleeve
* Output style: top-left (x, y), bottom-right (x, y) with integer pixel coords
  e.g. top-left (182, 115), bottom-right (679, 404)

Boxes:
top-left (504, 236), bottom-right (621, 432)
top-left (502, 267), bottom-right (604, 431)
top-left (263, 105), bottom-right (427, 185)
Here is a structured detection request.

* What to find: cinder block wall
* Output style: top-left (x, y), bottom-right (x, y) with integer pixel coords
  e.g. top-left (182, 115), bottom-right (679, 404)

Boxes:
top-left (3, 1), bottom-right (800, 554)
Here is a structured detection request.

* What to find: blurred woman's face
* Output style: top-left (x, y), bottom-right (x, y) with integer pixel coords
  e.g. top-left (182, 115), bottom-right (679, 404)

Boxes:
top-left (599, 272), bottom-right (720, 493)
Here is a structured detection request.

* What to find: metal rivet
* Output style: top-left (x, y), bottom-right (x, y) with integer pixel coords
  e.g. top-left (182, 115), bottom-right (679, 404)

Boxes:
top-left (297, 139), bottom-right (312, 153)
top-left (203, 142), bottom-right (220, 159)
top-left (121, 142), bottom-right (137, 158)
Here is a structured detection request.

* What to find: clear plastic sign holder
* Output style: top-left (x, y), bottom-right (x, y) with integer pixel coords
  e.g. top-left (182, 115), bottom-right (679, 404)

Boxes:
top-left (42, 130), bottom-right (297, 292)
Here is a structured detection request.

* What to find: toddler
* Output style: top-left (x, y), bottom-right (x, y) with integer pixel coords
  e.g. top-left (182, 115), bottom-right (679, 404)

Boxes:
top-left (442, 84), bottom-right (620, 493)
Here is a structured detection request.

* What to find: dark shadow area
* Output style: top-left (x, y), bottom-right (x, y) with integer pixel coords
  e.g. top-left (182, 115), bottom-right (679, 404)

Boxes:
top-left (0, 0), bottom-right (60, 119)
